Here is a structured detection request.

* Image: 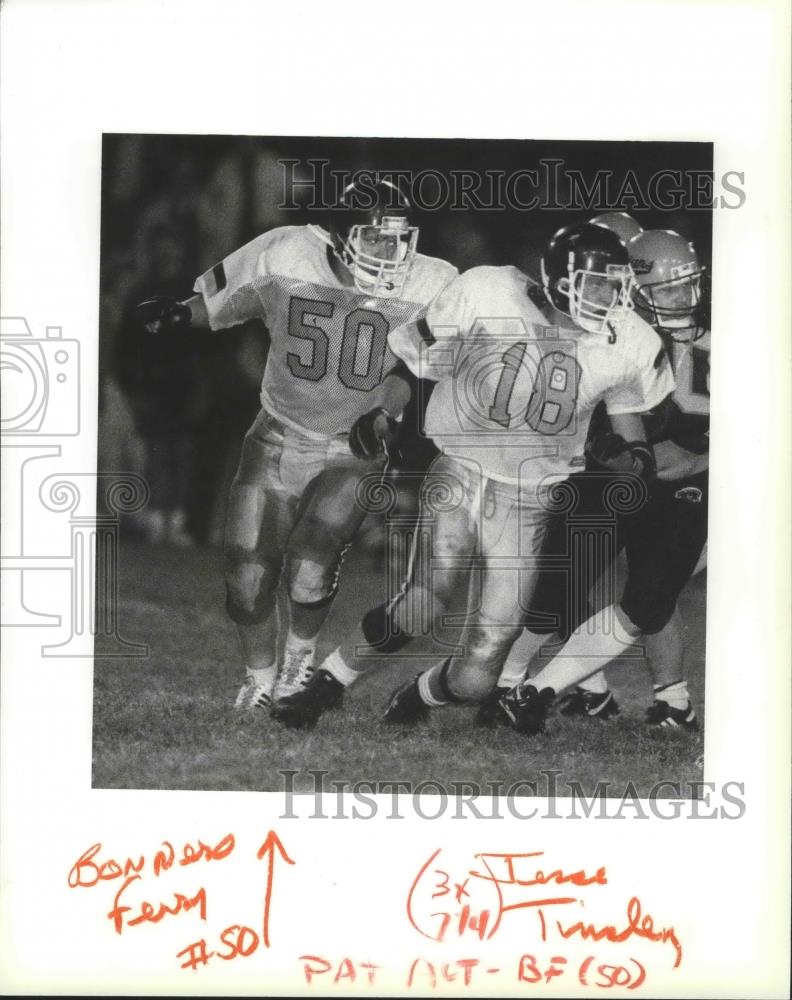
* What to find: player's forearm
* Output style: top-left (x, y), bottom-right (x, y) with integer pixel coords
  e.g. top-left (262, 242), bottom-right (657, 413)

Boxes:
top-left (654, 441), bottom-right (709, 481)
top-left (182, 294), bottom-right (209, 329)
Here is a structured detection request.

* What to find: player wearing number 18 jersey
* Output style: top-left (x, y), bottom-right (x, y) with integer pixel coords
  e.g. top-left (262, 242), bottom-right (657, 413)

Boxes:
top-left (273, 223), bottom-right (675, 728)
top-left (500, 229), bottom-right (709, 735)
top-left (138, 179), bottom-right (457, 712)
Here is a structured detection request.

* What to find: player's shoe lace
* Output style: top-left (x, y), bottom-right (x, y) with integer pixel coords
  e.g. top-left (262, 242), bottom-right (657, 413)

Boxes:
top-left (474, 686), bottom-right (511, 728)
top-left (271, 669), bottom-right (344, 729)
top-left (273, 647), bottom-right (316, 701)
top-left (558, 687), bottom-right (620, 719)
top-left (383, 675), bottom-right (431, 724)
top-left (499, 683), bottom-right (555, 735)
top-left (234, 676), bottom-right (273, 711)
top-left (645, 699), bottom-right (699, 731)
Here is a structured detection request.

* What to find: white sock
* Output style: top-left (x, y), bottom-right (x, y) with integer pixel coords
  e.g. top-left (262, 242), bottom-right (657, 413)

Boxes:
top-left (285, 629), bottom-right (317, 656)
top-left (247, 664), bottom-right (277, 688)
top-left (323, 647), bottom-right (361, 687)
top-left (654, 680), bottom-right (689, 710)
top-left (497, 630), bottom-right (544, 688)
top-left (579, 671), bottom-right (608, 694)
top-left (418, 666), bottom-right (449, 707)
top-left (530, 605), bottom-right (637, 695)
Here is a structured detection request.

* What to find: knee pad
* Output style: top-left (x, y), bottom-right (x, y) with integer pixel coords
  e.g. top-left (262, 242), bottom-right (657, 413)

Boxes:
top-left (284, 552), bottom-right (342, 606)
top-left (361, 600), bottom-right (412, 653)
top-left (619, 593), bottom-right (672, 636)
top-left (445, 651), bottom-right (499, 703)
top-left (447, 622), bottom-right (521, 701)
top-left (224, 550), bottom-right (279, 625)
top-left (466, 621), bottom-right (520, 668)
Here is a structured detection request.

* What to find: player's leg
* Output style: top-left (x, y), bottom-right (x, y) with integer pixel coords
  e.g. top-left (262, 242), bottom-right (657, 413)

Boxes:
top-left (225, 412), bottom-right (295, 709)
top-left (549, 471), bottom-right (629, 715)
top-left (474, 504), bottom-right (565, 726)
top-left (644, 605), bottom-right (688, 709)
top-left (386, 480), bottom-right (546, 722)
top-left (627, 473), bottom-right (708, 730)
top-left (505, 474), bottom-right (707, 734)
top-left (500, 475), bottom-right (649, 734)
top-left (276, 458), bottom-right (380, 699)
top-left (560, 554), bottom-right (626, 718)
top-left (495, 471), bottom-right (625, 723)
top-left (330, 455), bottom-right (473, 661)
top-left (273, 455), bottom-right (475, 727)
top-left (494, 512), bottom-right (568, 689)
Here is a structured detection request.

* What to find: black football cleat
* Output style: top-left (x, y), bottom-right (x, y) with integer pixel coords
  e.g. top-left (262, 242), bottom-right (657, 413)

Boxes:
top-left (645, 699), bottom-right (699, 732)
top-left (383, 675), bottom-right (431, 724)
top-left (558, 687), bottom-right (620, 719)
top-left (475, 686), bottom-right (511, 728)
top-left (499, 683), bottom-right (555, 735)
top-left (271, 669), bottom-right (344, 729)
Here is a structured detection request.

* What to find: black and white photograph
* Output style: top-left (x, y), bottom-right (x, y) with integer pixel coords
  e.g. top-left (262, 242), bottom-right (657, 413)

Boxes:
top-left (94, 136), bottom-right (714, 796)
top-left (1, 1), bottom-right (789, 996)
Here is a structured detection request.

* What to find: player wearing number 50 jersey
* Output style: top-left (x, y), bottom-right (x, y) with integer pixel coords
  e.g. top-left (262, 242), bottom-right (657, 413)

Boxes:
top-left (137, 179), bottom-right (457, 712)
top-left (273, 222), bottom-right (675, 728)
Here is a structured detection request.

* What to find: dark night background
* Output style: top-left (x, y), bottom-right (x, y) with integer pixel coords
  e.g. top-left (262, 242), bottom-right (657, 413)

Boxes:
top-left (98, 135), bottom-right (713, 547)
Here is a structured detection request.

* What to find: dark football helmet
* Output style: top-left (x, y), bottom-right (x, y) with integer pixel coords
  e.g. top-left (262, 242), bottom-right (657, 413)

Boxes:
top-left (541, 222), bottom-right (635, 334)
top-left (627, 229), bottom-right (708, 342)
top-left (321, 177), bottom-right (419, 297)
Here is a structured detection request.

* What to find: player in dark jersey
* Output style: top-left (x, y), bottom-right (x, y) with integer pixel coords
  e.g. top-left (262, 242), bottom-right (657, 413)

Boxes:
top-left (137, 179), bottom-right (457, 712)
top-left (499, 229), bottom-right (709, 735)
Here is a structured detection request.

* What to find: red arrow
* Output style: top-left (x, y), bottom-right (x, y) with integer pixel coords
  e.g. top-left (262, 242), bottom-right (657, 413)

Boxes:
top-left (256, 831), bottom-right (295, 948)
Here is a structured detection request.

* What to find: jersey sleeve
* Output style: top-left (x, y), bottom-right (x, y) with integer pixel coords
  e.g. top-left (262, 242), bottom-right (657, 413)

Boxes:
top-left (604, 324), bottom-right (676, 416)
top-left (193, 228), bottom-right (287, 330)
top-left (387, 270), bottom-right (478, 381)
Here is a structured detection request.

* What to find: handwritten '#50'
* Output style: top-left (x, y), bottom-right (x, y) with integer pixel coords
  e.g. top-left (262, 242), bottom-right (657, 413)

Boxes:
top-left (67, 834), bottom-right (236, 887)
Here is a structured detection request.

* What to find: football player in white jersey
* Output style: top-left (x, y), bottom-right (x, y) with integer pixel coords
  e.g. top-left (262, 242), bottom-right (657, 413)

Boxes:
top-left (272, 222), bottom-right (674, 728)
top-left (483, 210), bottom-right (648, 718)
top-left (500, 229), bottom-right (709, 735)
top-left (137, 179), bottom-right (458, 711)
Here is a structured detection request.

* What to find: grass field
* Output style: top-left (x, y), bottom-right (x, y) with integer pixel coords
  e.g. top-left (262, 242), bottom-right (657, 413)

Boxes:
top-left (93, 533), bottom-right (706, 798)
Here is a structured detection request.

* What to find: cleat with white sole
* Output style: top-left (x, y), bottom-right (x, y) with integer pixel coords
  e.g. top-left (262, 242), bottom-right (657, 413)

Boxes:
top-left (645, 699), bottom-right (699, 732)
top-left (273, 646), bottom-right (316, 702)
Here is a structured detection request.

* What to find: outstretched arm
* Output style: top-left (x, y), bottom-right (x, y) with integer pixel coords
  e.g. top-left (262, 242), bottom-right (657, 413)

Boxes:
top-left (181, 293), bottom-right (209, 329)
top-left (136, 292), bottom-right (209, 334)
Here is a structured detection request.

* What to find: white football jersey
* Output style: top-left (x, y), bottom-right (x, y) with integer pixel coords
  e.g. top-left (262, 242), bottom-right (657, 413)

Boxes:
top-left (389, 265), bottom-right (675, 489)
top-left (194, 226), bottom-right (457, 437)
top-left (670, 330), bottom-right (710, 420)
